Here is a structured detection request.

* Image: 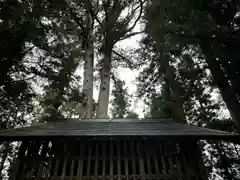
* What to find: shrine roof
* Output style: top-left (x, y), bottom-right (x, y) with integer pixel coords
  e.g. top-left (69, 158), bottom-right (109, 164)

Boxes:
top-left (0, 119), bottom-right (237, 140)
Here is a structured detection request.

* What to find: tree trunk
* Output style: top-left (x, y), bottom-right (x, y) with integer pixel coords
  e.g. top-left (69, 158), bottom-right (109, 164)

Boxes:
top-left (161, 52), bottom-right (187, 123)
top-left (164, 71), bottom-right (187, 123)
top-left (97, 53), bottom-right (111, 118)
top-left (82, 14), bottom-right (94, 119)
top-left (200, 42), bottom-right (240, 132)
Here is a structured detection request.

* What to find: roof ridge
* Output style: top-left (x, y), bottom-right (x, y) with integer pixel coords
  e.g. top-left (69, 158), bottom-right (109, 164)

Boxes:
top-left (46, 118), bottom-right (175, 123)
top-left (0, 118), bottom-right (237, 139)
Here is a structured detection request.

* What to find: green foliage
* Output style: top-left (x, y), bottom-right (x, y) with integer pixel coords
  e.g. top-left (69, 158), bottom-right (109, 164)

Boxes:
top-left (110, 76), bottom-right (130, 118)
top-left (149, 94), bottom-right (170, 118)
top-left (146, 0), bottom-right (240, 128)
top-left (0, 0), bottom-right (47, 127)
top-left (110, 75), bottom-right (139, 119)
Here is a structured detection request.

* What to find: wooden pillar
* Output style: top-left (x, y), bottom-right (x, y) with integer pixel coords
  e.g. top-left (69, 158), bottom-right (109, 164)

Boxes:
top-left (77, 140), bottom-right (85, 179)
top-left (137, 140), bottom-right (145, 180)
top-left (179, 139), bottom-right (208, 180)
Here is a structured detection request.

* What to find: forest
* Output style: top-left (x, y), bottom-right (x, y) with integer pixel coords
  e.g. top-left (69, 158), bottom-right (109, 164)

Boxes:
top-left (1, 0), bottom-right (240, 179)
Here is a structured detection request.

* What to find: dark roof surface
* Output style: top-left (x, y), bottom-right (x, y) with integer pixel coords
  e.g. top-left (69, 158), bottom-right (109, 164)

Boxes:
top-left (0, 119), bottom-right (237, 139)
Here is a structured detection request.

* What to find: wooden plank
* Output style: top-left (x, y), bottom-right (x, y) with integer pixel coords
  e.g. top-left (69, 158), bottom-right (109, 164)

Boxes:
top-left (54, 159), bottom-right (59, 177)
top-left (117, 141), bottom-right (121, 180)
top-left (61, 142), bottom-right (68, 179)
top-left (54, 139), bottom-right (64, 177)
top-left (77, 141), bottom-right (85, 178)
top-left (160, 142), bottom-right (167, 177)
top-left (86, 141), bottom-right (92, 176)
top-left (46, 141), bottom-right (55, 178)
top-left (94, 143), bottom-right (99, 179)
top-left (182, 154), bottom-right (191, 180)
top-left (124, 140), bottom-right (129, 180)
top-left (180, 140), bottom-right (202, 180)
top-left (137, 140), bottom-right (145, 180)
top-left (30, 140), bottom-right (42, 178)
top-left (45, 156), bottom-right (53, 178)
top-left (70, 160), bottom-right (75, 179)
top-left (22, 164), bottom-right (27, 179)
top-left (33, 173), bottom-right (184, 180)
top-left (37, 141), bottom-right (49, 177)
top-left (110, 141), bottom-right (113, 180)
top-left (167, 142), bottom-right (174, 175)
top-left (28, 142), bottom-right (35, 178)
top-left (26, 140), bottom-right (37, 179)
top-left (102, 141), bottom-right (106, 178)
top-left (153, 153), bottom-right (160, 178)
top-left (144, 141), bottom-right (152, 180)
top-left (69, 141), bottom-right (75, 180)
top-left (130, 140), bottom-right (136, 180)
top-left (175, 154), bottom-right (183, 179)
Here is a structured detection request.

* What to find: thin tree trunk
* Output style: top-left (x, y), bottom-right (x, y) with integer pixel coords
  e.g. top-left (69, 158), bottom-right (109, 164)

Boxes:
top-left (82, 14), bottom-right (94, 119)
top-left (164, 70), bottom-right (187, 123)
top-left (200, 42), bottom-right (240, 132)
top-left (160, 49), bottom-right (187, 123)
top-left (97, 53), bottom-right (111, 118)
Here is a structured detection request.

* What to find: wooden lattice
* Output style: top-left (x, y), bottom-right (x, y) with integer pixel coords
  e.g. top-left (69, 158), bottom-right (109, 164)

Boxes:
top-left (14, 138), bottom-right (207, 179)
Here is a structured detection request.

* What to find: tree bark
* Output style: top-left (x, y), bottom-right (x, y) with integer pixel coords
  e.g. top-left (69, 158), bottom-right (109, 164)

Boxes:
top-left (200, 42), bottom-right (240, 132)
top-left (164, 67), bottom-right (187, 124)
top-left (82, 14), bottom-right (94, 119)
top-left (97, 53), bottom-right (111, 118)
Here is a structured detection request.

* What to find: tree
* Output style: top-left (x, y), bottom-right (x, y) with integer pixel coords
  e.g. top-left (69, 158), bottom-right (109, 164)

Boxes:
top-left (138, 0), bottom-right (240, 178)
top-left (82, 0), bottom-right (145, 118)
top-left (110, 75), bottom-right (130, 118)
top-left (0, 0), bottom-right (50, 127)
top-left (67, 0), bottom-right (95, 118)
top-left (144, 0), bottom-right (240, 131)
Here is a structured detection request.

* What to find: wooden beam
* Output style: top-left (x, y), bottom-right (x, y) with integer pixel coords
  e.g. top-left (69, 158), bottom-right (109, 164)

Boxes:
top-left (131, 140), bottom-right (136, 180)
top-left (37, 140), bottom-right (49, 177)
top-left (137, 141), bottom-right (145, 180)
top-left (77, 141), bottom-right (85, 178)
top-left (86, 141), bottom-right (92, 176)
top-left (124, 140), bottom-right (129, 180)
top-left (61, 142), bottom-right (67, 179)
top-left (102, 141), bottom-right (106, 178)
top-left (160, 142), bottom-right (167, 178)
top-left (94, 143), bottom-right (99, 179)
top-left (144, 141), bottom-right (152, 180)
top-left (117, 141), bottom-right (121, 180)
top-left (110, 141), bottom-right (113, 180)
top-left (46, 141), bottom-right (54, 178)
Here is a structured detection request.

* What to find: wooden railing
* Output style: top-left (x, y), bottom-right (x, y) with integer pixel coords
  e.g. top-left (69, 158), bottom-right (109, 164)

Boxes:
top-left (15, 138), bottom-right (206, 180)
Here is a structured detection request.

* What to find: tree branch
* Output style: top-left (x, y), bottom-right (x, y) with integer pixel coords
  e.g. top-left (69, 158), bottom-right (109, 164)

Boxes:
top-left (125, 0), bottom-right (144, 33)
top-left (112, 50), bottom-right (134, 69)
top-left (119, 30), bottom-right (144, 41)
top-left (66, 2), bottom-right (85, 30)
top-left (82, 0), bottom-right (103, 28)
